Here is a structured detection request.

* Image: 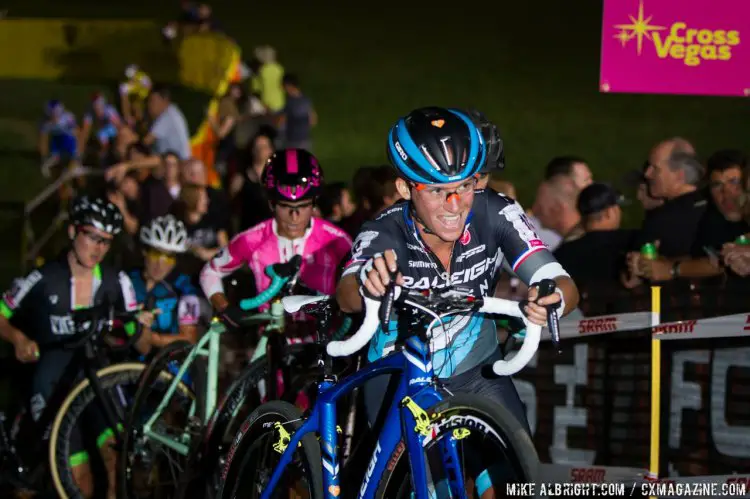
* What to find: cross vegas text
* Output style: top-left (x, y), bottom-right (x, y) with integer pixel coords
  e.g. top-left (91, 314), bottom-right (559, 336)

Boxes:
top-left (507, 481), bottom-right (748, 496)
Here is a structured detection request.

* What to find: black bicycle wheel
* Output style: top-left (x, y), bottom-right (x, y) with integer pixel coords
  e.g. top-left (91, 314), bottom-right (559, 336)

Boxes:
top-left (50, 363), bottom-right (148, 499)
top-left (375, 393), bottom-right (539, 498)
top-left (216, 401), bottom-right (323, 499)
top-left (183, 343), bottom-right (320, 499)
top-left (117, 341), bottom-right (196, 499)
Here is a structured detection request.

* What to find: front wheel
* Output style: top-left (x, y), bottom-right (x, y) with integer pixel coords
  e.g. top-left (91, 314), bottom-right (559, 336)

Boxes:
top-left (376, 393), bottom-right (540, 498)
top-left (49, 362), bottom-right (148, 499)
top-left (217, 401), bottom-right (323, 499)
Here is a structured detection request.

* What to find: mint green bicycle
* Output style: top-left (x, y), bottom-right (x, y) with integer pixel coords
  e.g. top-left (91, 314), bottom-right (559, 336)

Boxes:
top-left (117, 256), bottom-right (348, 499)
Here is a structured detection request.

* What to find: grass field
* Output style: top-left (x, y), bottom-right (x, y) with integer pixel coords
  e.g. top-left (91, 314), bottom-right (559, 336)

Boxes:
top-left (0, 0), bottom-right (749, 281)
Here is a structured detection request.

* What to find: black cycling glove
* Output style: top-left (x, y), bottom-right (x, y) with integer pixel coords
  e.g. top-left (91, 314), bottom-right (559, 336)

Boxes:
top-left (220, 305), bottom-right (245, 329)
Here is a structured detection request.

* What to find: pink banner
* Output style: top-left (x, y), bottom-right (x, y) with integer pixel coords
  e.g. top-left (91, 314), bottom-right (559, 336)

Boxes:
top-left (600, 0), bottom-right (750, 96)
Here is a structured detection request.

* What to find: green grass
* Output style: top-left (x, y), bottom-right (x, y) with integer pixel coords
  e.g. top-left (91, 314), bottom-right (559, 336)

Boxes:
top-left (1, 0), bottom-right (749, 283)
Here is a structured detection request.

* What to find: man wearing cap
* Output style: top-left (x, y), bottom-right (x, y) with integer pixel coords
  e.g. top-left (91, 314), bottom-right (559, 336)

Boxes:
top-left (553, 182), bottom-right (635, 289)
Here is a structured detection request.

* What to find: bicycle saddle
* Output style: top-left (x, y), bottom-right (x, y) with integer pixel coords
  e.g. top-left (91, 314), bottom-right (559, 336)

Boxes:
top-left (271, 255), bottom-right (303, 279)
top-left (282, 295), bottom-right (328, 313)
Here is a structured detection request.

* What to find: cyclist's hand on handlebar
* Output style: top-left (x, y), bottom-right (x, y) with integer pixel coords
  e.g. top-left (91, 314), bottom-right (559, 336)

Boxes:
top-left (523, 284), bottom-right (561, 326)
top-left (358, 250), bottom-right (404, 298)
top-left (136, 308), bottom-right (161, 329)
top-left (13, 335), bottom-right (39, 363)
top-left (219, 305), bottom-right (245, 329)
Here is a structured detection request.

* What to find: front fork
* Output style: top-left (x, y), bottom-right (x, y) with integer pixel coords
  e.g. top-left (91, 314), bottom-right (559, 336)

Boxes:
top-left (402, 395), bottom-right (467, 498)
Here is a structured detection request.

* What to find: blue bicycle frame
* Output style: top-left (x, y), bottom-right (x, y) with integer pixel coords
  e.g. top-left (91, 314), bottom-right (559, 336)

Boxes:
top-left (260, 335), bottom-right (468, 499)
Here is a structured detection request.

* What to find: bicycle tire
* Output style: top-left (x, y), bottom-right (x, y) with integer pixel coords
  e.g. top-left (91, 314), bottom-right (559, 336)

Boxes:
top-left (49, 363), bottom-right (152, 499)
top-left (117, 341), bottom-right (196, 499)
top-left (375, 392), bottom-right (540, 498)
top-left (182, 342), bottom-right (320, 499)
top-left (216, 400), bottom-right (323, 499)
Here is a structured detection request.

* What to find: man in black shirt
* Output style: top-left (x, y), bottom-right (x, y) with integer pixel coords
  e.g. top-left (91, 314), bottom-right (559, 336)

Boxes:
top-left (554, 183), bottom-right (634, 289)
top-left (627, 138), bottom-right (706, 281)
top-left (635, 149), bottom-right (749, 282)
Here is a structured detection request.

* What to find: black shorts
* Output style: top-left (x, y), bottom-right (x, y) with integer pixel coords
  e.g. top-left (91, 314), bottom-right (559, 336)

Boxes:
top-left (30, 350), bottom-right (113, 467)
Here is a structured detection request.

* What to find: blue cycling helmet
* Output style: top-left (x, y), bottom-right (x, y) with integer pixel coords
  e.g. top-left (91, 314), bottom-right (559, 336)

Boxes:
top-left (386, 107), bottom-right (486, 185)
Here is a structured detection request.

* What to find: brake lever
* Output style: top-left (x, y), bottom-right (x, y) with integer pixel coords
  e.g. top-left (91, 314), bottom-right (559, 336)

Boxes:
top-left (536, 279), bottom-right (561, 354)
top-left (378, 268), bottom-right (399, 330)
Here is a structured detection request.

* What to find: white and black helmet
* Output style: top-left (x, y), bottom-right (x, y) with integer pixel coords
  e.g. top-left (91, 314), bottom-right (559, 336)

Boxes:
top-left (69, 195), bottom-right (123, 236)
top-left (140, 215), bottom-right (188, 253)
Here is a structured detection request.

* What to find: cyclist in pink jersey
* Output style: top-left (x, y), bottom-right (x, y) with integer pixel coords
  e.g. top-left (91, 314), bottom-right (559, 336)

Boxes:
top-left (200, 148), bottom-right (352, 324)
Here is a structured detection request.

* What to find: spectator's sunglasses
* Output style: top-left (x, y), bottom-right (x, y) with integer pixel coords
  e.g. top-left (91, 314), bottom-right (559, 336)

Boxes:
top-left (274, 200), bottom-right (315, 215)
top-left (409, 176), bottom-right (478, 203)
top-left (76, 227), bottom-right (113, 247)
top-left (146, 249), bottom-right (177, 264)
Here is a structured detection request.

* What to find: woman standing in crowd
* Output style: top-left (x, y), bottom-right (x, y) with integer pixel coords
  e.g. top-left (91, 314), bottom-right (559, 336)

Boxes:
top-left (173, 183), bottom-right (229, 285)
top-left (229, 130), bottom-right (276, 231)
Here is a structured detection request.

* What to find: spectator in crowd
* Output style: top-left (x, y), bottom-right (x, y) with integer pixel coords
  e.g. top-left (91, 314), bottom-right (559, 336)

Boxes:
top-left (230, 130), bottom-right (275, 230)
top-left (627, 161), bottom-right (665, 212)
top-left (105, 170), bottom-right (143, 268)
top-left (626, 138), bottom-right (706, 284)
top-left (339, 165), bottom-right (401, 237)
top-left (251, 46), bottom-right (285, 114)
top-left (635, 149), bottom-right (749, 282)
top-left (209, 82), bottom-right (244, 183)
top-left (144, 84), bottom-right (191, 160)
top-left (119, 64), bottom-right (152, 126)
top-left (338, 166), bottom-right (375, 237)
top-left (278, 73), bottom-right (317, 151)
top-left (182, 158), bottom-right (231, 234)
top-left (545, 155), bottom-right (593, 190)
top-left (554, 183), bottom-right (634, 288)
top-left (78, 93), bottom-right (121, 165)
top-left (317, 182), bottom-right (356, 224)
top-left (106, 170), bottom-right (141, 237)
top-left (39, 99), bottom-right (78, 173)
top-left (628, 138), bottom-right (704, 255)
top-left (139, 151), bottom-right (183, 222)
top-left (232, 92), bottom-right (270, 154)
top-left (173, 183), bottom-right (229, 282)
top-left (530, 175), bottom-right (582, 250)
top-left (527, 156), bottom-right (592, 250)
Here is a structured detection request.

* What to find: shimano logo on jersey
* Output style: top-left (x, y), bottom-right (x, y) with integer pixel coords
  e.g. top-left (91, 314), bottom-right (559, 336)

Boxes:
top-left (408, 260), bottom-right (437, 269)
top-left (406, 243), bottom-right (427, 254)
top-left (393, 141), bottom-right (409, 161)
top-left (455, 244), bottom-right (486, 263)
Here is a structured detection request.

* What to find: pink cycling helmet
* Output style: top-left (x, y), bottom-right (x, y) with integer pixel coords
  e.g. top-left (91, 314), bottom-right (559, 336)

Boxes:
top-left (262, 148), bottom-right (324, 201)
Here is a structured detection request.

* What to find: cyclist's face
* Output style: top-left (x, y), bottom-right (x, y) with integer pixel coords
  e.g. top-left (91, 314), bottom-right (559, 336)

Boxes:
top-left (144, 249), bottom-right (177, 282)
top-left (274, 199), bottom-right (314, 239)
top-left (399, 177), bottom-right (477, 242)
top-left (71, 226), bottom-right (113, 268)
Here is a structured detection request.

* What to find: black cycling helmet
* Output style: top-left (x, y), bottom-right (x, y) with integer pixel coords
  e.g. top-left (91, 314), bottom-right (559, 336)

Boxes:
top-left (386, 107), bottom-right (486, 184)
top-left (69, 195), bottom-right (124, 236)
top-left (261, 148), bottom-right (324, 202)
top-left (465, 109), bottom-right (505, 174)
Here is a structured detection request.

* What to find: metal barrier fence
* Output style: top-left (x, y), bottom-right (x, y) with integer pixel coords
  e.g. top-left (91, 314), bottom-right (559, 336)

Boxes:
top-left (516, 278), bottom-right (750, 486)
top-left (20, 165), bottom-right (105, 273)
